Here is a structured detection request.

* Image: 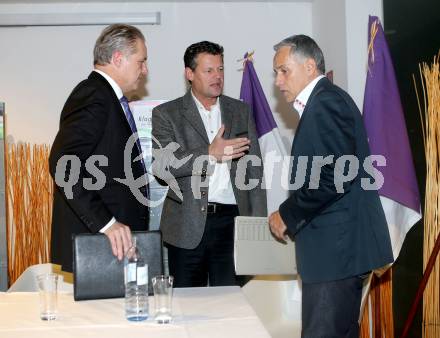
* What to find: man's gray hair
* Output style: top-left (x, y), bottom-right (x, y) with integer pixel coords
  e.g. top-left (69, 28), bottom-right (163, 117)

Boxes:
top-left (94, 24), bottom-right (145, 65)
top-left (274, 35), bottom-right (325, 74)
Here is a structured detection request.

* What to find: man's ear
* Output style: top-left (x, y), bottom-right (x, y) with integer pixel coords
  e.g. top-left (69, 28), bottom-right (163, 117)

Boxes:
top-left (305, 58), bottom-right (317, 75)
top-left (185, 67), bottom-right (194, 82)
top-left (111, 50), bottom-right (124, 67)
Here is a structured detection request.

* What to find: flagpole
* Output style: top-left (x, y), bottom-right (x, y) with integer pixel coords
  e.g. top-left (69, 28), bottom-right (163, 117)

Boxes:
top-left (400, 233), bottom-right (440, 338)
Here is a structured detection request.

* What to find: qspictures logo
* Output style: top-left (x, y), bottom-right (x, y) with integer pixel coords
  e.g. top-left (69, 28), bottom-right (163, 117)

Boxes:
top-left (54, 134), bottom-right (386, 207)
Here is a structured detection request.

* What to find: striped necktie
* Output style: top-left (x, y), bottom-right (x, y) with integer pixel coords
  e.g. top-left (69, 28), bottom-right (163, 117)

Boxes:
top-left (120, 96), bottom-right (142, 153)
top-left (120, 96), bottom-right (149, 200)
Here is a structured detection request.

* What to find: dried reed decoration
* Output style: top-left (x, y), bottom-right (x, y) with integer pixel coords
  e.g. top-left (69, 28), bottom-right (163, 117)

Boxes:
top-left (360, 297), bottom-right (371, 337)
top-left (377, 270), bottom-right (394, 337)
top-left (360, 270), bottom-right (394, 338)
top-left (414, 53), bottom-right (440, 338)
top-left (6, 143), bottom-right (53, 284)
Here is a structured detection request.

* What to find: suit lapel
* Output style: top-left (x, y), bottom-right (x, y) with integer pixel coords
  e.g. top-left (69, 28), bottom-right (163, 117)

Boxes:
top-left (89, 71), bottom-right (145, 171)
top-left (181, 92), bottom-right (236, 142)
top-left (89, 71), bottom-right (132, 135)
top-left (182, 91), bottom-right (210, 144)
top-left (291, 77), bottom-right (328, 154)
top-left (219, 96), bottom-right (234, 139)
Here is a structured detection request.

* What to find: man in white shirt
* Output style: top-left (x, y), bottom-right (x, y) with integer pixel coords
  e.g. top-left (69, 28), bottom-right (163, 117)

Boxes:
top-left (49, 24), bottom-right (150, 272)
top-left (152, 41), bottom-right (266, 287)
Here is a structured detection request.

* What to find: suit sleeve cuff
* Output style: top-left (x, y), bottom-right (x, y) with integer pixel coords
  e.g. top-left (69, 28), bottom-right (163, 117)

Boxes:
top-left (99, 217), bottom-right (116, 233)
top-left (279, 199), bottom-right (306, 235)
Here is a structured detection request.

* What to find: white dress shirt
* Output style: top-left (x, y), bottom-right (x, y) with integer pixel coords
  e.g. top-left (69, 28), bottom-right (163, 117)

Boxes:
top-left (294, 75), bottom-right (325, 117)
top-left (192, 92), bottom-right (237, 205)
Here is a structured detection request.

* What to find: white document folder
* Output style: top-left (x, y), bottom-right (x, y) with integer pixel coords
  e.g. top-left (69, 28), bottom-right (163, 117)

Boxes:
top-left (234, 216), bottom-right (297, 275)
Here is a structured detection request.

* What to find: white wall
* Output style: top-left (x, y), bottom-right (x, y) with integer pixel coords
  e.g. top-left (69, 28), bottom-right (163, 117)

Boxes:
top-left (312, 0), bottom-right (383, 109)
top-left (0, 0), bottom-right (382, 147)
top-left (312, 0), bottom-right (347, 90)
top-left (345, 0), bottom-right (383, 109)
top-left (0, 1), bottom-right (312, 145)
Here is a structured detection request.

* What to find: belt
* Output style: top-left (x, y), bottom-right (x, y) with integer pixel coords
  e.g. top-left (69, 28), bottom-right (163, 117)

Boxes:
top-left (207, 202), bottom-right (236, 214)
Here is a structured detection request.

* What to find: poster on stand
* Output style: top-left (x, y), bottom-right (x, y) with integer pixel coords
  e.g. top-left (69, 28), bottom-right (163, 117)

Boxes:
top-left (130, 100), bottom-right (168, 230)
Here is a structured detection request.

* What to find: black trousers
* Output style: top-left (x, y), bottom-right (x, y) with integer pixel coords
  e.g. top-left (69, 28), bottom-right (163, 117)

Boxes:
top-left (301, 275), bottom-right (365, 338)
top-left (166, 204), bottom-right (239, 288)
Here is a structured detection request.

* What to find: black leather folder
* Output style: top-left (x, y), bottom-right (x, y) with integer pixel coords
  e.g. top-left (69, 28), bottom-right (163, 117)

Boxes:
top-left (73, 230), bottom-right (163, 301)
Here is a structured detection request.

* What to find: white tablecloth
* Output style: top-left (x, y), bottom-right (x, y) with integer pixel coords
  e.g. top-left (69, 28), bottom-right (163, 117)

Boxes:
top-left (0, 286), bottom-right (270, 338)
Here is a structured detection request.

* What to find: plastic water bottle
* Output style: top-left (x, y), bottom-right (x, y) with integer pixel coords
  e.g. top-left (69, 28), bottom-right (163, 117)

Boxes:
top-left (124, 238), bottom-right (149, 321)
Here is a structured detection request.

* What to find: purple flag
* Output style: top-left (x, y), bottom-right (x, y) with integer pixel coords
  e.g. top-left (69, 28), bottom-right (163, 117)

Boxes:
top-left (240, 55), bottom-right (288, 214)
top-left (240, 54), bottom-right (277, 138)
top-left (363, 16), bottom-right (421, 259)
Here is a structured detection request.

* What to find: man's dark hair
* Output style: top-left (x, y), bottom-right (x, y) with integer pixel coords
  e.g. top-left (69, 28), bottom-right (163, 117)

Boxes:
top-left (184, 41), bottom-right (224, 70)
top-left (274, 34), bottom-right (325, 74)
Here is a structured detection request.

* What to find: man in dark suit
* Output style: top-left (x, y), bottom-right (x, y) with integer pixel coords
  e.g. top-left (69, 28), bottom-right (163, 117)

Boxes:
top-left (152, 41), bottom-right (266, 287)
top-left (269, 35), bottom-right (394, 338)
top-left (49, 24), bottom-right (149, 272)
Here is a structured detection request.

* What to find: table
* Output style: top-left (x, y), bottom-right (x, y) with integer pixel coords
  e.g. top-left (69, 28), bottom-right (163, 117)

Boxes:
top-left (0, 286), bottom-right (270, 338)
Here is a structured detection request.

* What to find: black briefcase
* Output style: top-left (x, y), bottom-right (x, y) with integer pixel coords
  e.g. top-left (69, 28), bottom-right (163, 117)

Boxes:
top-left (72, 230), bottom-right (163, 301)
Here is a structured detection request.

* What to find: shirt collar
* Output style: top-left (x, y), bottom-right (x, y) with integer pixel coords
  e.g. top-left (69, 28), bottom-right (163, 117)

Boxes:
top-left (94, 69), bottom-right (123, 100)
top-left (191, 90), bottom-right (220, 113)
top-left (294, 74), bottom-right (325, 118)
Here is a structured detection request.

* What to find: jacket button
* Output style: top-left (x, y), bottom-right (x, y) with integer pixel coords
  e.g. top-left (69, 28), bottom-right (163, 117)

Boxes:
top-left (201, 206), bottom-right (206, 212)
top-left (201, 191), bottom-right (206, 196)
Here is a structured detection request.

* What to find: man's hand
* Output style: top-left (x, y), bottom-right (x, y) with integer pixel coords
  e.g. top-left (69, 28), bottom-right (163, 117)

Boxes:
top-left (104, 222), bottom-right (133, 260)
top-left (209, 125), bottom-right (250, 162)
top-left (269, 211), bottom-right (288, 241)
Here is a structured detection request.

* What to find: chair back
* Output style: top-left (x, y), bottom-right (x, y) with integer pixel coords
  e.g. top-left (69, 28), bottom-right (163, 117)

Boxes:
top-left (7, 263), bottom-right (73, 292)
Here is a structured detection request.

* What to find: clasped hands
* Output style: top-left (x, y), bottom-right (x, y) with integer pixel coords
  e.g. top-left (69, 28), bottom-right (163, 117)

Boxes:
top-left (208, 125), bottom-right (250, 162)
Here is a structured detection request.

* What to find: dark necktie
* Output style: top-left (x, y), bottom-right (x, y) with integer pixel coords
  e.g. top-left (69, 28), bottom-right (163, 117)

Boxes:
top-left (120, 96), bottom-right (143, 154)
top-left (120, 96), bottom-right (150, 200)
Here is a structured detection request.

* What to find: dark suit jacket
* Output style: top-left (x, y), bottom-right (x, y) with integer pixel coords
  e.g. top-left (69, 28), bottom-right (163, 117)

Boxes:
top-left (152, 91), bottom-right (267, 249)
top-left (279, 77), bottom-right (393, 283)
top-left (49, 71), bottom-right (149, 272)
